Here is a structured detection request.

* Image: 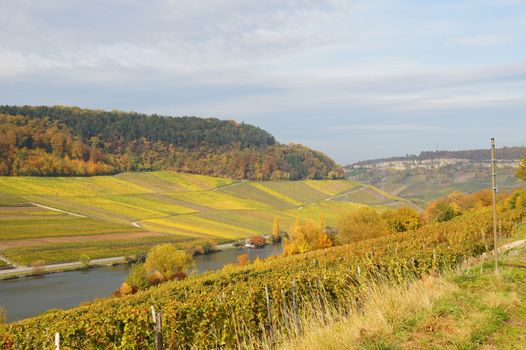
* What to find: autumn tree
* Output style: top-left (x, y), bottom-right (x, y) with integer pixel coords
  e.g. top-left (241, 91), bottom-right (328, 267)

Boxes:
top-left (249, 236), bottom-right (266, 248)
top-left (237, 253), bottom-right (249, 266)
top-left (382, 207), bottom-right (421, 233)
top-left (283, 219), bottom-right (333, 256)
top-left (125, 263), bottom-right (150, 290)
top-left (144, 244), bottom-right (195, 280)
top-left (422, 190), bottom-right (494, 223)
top-left (518, 151), bottom-right (526, 182)
top-left (0, 106), bottom-right (344, 179)
top-left (336, 208), bottom-right (389, 244)
top-left (272, 217), bottom-right (281, 243)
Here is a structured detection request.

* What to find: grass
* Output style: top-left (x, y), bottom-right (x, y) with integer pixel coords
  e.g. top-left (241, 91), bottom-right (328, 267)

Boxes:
top-left (276, 276), bottom-right (457, 350)
top-left (275, 227), bottom-right (526, 350)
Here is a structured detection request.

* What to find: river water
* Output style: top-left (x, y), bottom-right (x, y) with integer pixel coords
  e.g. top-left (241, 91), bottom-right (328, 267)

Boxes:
top-left (0, 244), bottom-right (282, 322)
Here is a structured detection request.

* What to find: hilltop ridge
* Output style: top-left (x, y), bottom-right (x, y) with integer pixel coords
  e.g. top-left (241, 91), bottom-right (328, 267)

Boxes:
top-left (0, 105), bottom-right (343, 180)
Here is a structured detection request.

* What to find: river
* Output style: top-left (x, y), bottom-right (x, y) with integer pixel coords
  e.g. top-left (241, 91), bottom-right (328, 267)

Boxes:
top-left (0, 244), bottom-right (282, 322)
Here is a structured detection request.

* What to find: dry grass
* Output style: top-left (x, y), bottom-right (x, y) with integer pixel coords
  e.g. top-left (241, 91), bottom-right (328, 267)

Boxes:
top-left (244, 276), bottom-right (458, 350)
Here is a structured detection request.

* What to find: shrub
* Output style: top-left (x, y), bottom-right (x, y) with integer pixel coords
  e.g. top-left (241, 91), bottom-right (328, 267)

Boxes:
top-left (144, 244), bottom-right (195, 280)
top-left (126, 263), bottom-right (149, 290)
top-left (336, 208), bottom-right (389, 244)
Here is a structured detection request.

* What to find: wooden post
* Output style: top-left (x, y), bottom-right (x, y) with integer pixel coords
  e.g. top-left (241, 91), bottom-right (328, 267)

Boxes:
top-left (151, 306), bottom-right (164, 350)
top-left (265, 285), bottom-right (272, 329)
top-left (292, 281), bottom-right (298, 327)
top-left (281, 289), bottom-right (289, 330)
top-left (54, 332), bottom-right (60, 350)
top-left (491, 138), bottom-right (499, 274)
top-left (482, 228), bottom-right (487, 251)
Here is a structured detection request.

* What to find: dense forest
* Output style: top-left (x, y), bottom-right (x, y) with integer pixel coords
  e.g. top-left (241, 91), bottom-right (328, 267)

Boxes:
top-left (0, 105), bottom-right (343, 180)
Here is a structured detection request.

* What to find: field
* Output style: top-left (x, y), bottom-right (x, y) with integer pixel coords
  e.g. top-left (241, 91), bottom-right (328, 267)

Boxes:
top-left (0, 172), bottom-right (406, 265)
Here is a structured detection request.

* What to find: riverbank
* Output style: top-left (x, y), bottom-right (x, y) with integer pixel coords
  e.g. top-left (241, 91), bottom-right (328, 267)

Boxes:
top-left (0, 243), bottom-right (283, 321)
top-left (0, 256), bottom-right (128, 280)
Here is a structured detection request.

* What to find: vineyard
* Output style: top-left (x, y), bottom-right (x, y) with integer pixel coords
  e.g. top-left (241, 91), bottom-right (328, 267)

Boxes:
top-left (1, 202), bottom-right (523, 349)
top-left (0, 172), bottom-right (404, 265)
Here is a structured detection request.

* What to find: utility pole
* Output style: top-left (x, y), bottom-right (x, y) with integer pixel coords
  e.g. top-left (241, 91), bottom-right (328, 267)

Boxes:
top-left (491, 138), bottom-right (499, 274)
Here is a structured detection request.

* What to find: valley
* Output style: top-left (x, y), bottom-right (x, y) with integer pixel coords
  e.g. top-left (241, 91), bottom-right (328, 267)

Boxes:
top-left (0, 171), bottom-right (408, 268)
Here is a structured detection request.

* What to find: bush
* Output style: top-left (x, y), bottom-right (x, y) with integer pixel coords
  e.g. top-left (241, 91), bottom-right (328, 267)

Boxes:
top-left (237, 253), bottom-right (249, 266)
top-left (283, 220), bottom-right (333, 256)
top-left (144, 244), bottom-right (195, 280)
top-left (336, 208), bottom-right (389, 244)
top-left (0, 307), bottom-right (6, 324)
top-left (382, 207), bottom-right (421, 233)
top-left (125, 263), bottom-right (149, 290)
top-left (79, 254), bottom-right (90, 270)
top-left (249, 236), bottom-right (266, 248)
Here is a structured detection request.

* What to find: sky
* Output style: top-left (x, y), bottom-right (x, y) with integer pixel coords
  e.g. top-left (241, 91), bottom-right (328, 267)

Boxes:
top-left (1, 0), bottom-right (526, 164)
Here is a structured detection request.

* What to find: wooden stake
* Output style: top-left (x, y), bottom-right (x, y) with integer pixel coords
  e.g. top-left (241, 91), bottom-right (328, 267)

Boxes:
top-left (491, 138), bottom-right (499, 274)
top-left (292, 281), bottom-right (298, 326)
top-left (265, 285), bottom-right (272, 329)
top-left (281, 289), bottom-right (289, 330)
top-left (151, 306), bottom-right (164, 350)
top-left (54, 332), bottom-right (60, 350)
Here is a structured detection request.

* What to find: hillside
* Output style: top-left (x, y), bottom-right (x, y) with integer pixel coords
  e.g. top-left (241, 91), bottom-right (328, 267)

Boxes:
top-left (1, 197), bottom-right (523, 349)
top-left (280, 225), bottom-right (526, 350)
top-left (0, 105), bottom-right (343, 180)
top-left (346, 147), bottom-right (525, 205)
top-left (0, 172), bottom-right (407, 266)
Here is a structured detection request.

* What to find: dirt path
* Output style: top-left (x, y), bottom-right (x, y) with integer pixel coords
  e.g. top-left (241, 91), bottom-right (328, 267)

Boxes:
top-left (29, 202), bottom-right (86, 218)
top-left (324, 185), bottom-right (368, 201)
top-left (499, 239), bottom-right (526, 252)
top-left (213, 180), bottom-right (246, 191)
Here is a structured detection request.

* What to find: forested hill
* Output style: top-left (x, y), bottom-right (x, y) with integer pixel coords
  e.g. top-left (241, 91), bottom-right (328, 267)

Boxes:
top-left (0, 105), bottom-right (343, 180)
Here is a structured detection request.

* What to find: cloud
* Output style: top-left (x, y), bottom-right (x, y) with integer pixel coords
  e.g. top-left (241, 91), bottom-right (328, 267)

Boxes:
top-left (1, 0), bottom-right (526, 163)
top-left (325, 124), bottom-right (440, 132)
top-left (453, 34), bottom-right (514, 47)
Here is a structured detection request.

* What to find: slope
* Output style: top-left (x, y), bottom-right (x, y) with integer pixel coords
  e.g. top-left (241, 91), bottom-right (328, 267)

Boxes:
top-left (0, 172), bottom-right (405, 265)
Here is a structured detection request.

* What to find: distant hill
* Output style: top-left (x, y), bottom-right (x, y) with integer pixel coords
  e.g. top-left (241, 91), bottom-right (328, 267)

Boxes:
top-left (346, 147), bottom-right (525, 205)
top-left (0, 105), bottom-right (343, 180)
top-left (352, 147), bottom-right (524, 166)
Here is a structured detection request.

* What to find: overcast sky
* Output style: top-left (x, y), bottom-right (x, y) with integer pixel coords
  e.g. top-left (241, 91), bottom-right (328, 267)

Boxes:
top-left (1, 0), bottom-right (526, 163)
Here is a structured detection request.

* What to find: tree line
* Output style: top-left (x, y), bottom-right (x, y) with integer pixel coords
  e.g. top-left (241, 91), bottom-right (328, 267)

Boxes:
top-left (0, 105), bottom-right (343, 179)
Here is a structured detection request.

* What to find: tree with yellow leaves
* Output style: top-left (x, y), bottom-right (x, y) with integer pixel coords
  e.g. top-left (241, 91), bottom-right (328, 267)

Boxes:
top-left (336, 207), bottom-right (389, 244)
top-left (283, 219), bottom-right (333, 256)
top-left (382, 207), bottom-right (421, 233)
top-left (272, 216), bottom-right (281, 243)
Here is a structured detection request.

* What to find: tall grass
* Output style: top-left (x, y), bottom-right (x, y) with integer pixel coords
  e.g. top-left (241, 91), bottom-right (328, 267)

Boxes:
top-left (263, 276), bottom-right (457, 350)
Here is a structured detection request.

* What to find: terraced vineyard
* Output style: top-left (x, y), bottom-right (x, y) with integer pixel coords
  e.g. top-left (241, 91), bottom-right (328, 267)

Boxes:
top-left (1, 201), bottom-right (523, 349)
top-left (0, 172), bottom-right (406, 265)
